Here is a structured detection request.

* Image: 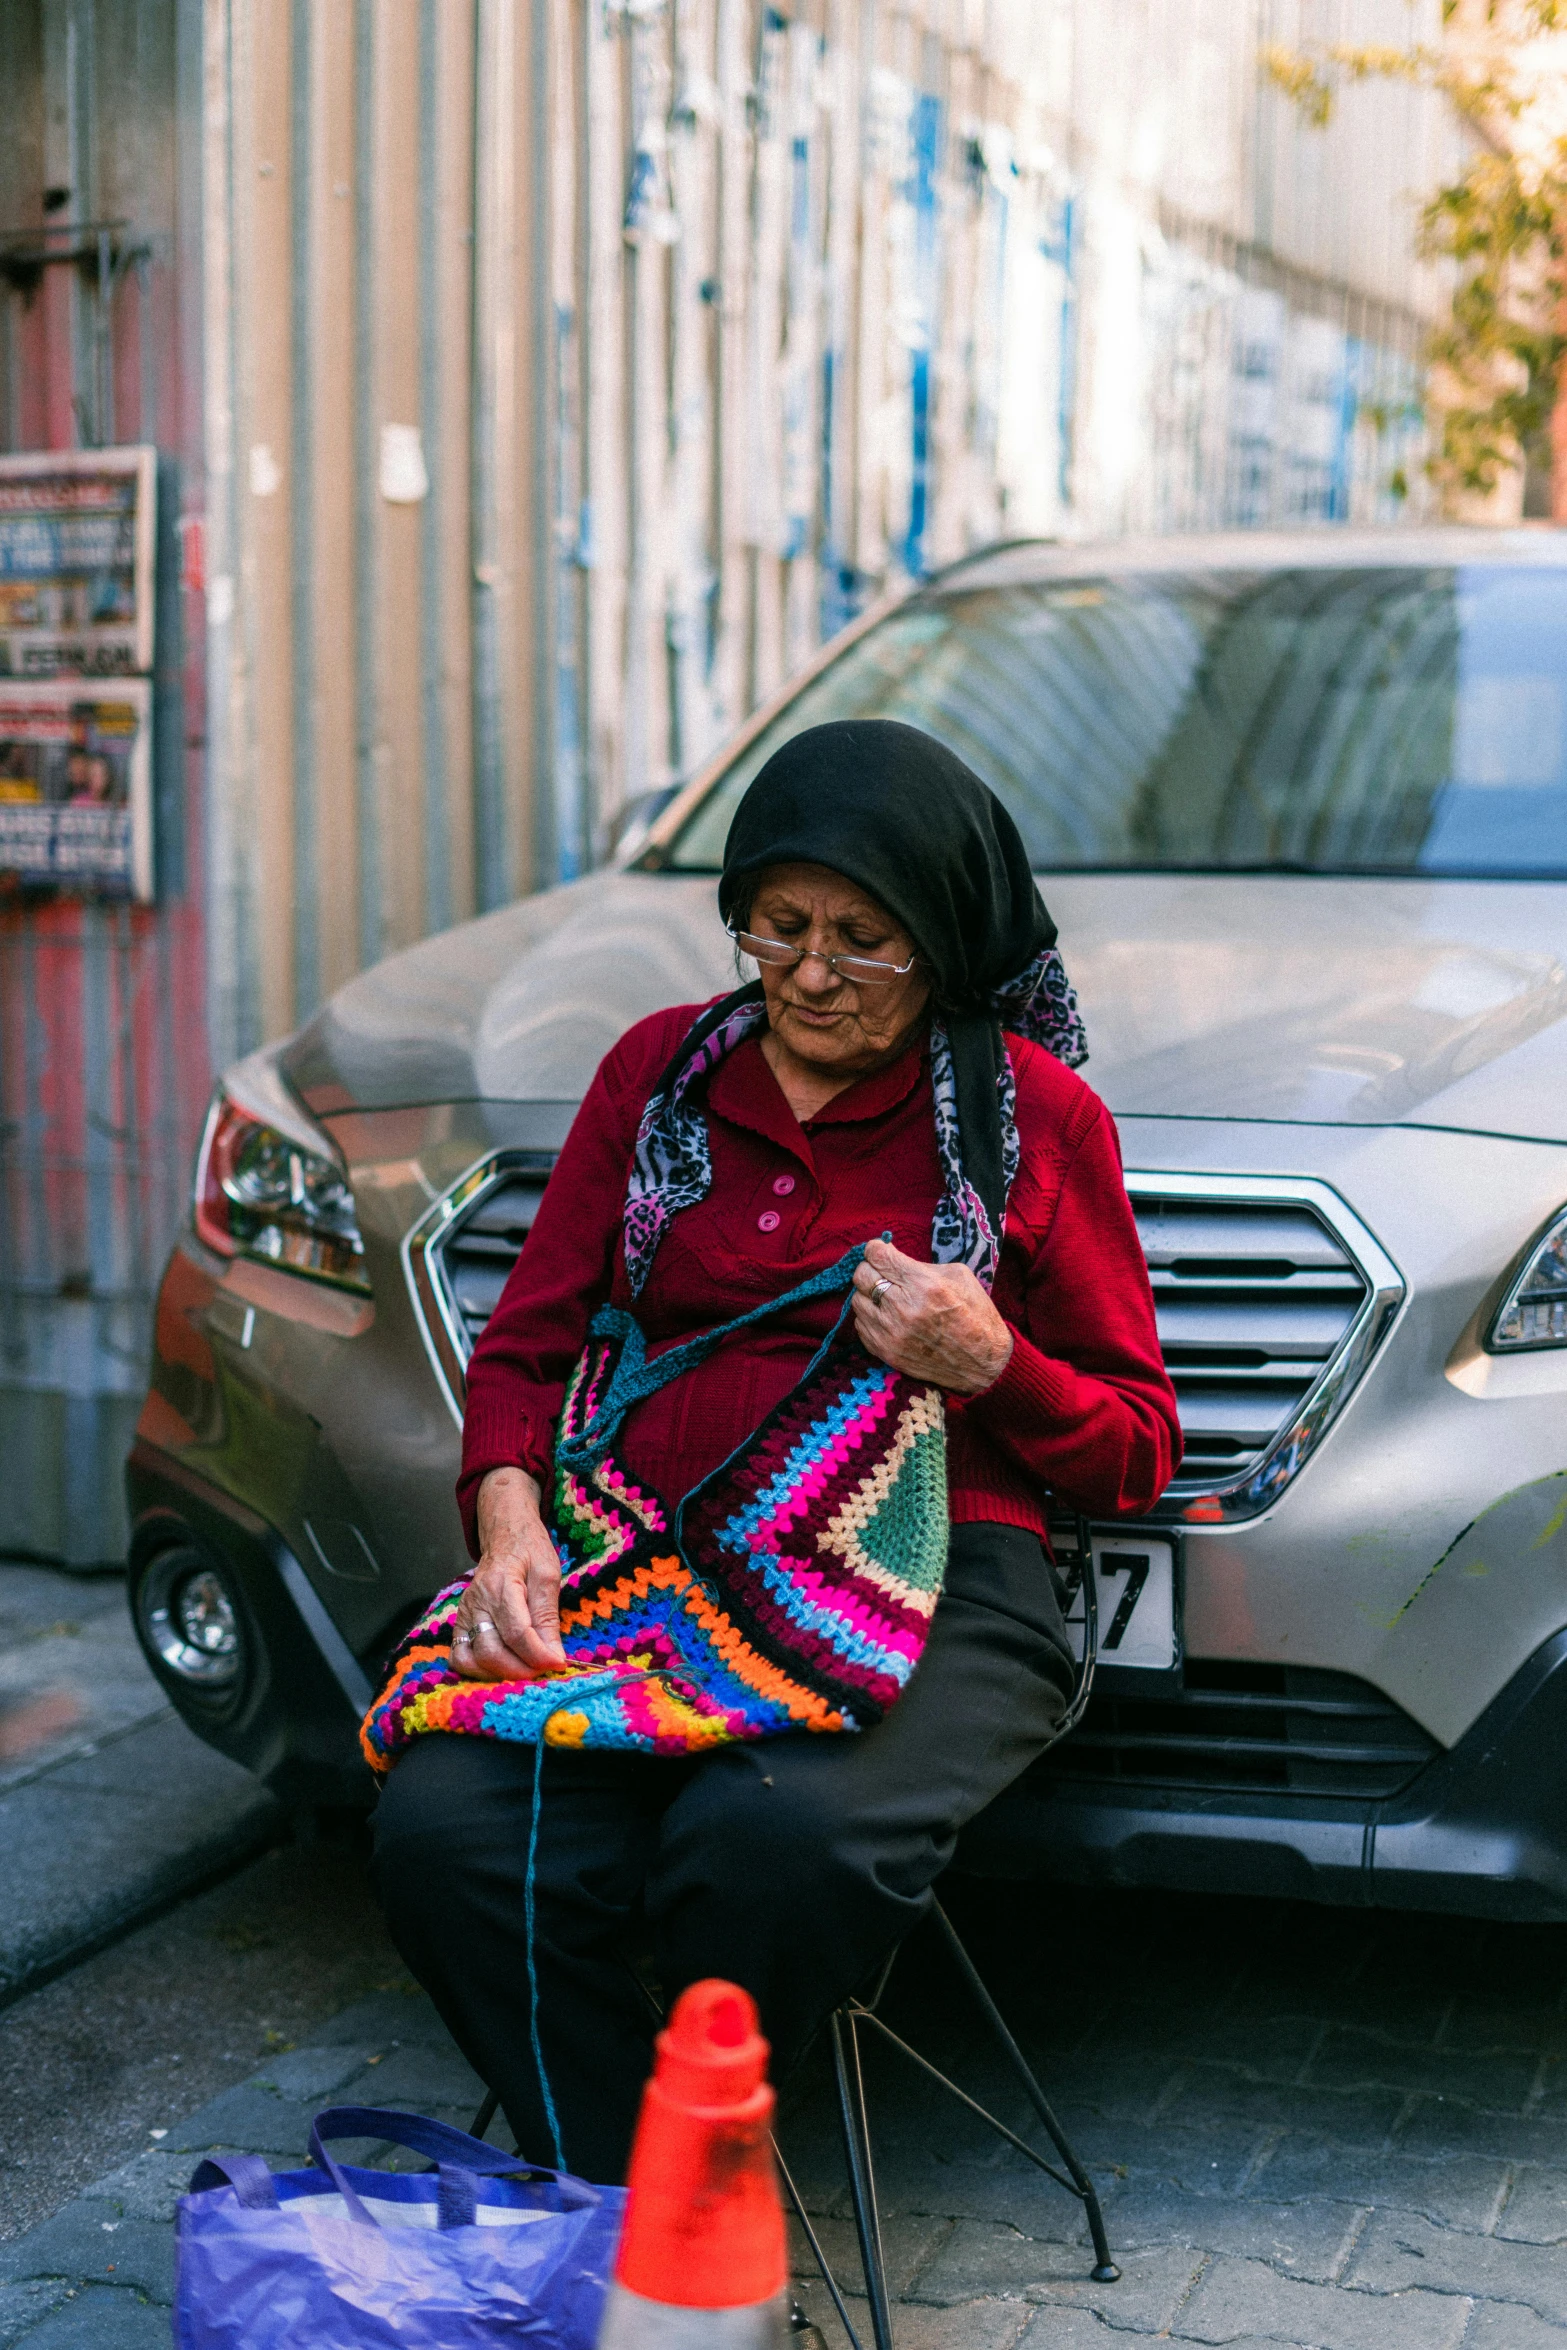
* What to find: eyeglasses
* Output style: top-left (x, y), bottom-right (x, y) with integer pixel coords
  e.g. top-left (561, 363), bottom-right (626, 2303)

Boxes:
top-left (726, 926), bottom-right (920, 987)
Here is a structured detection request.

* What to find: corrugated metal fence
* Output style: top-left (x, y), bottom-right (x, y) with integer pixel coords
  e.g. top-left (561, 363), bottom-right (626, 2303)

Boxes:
top-left (2, 0), bottom-right (1461, 1562)
top-left (207, 0), bottom-right (1461, 1057)
top-left (0, 0), bottom-right (207, 1563)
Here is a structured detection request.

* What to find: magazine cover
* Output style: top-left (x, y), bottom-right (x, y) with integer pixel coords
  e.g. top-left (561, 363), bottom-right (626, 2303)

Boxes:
top-left (0, 678), bottom-right (153, 901)
top-left (0, 446), bottom-right (156, 681)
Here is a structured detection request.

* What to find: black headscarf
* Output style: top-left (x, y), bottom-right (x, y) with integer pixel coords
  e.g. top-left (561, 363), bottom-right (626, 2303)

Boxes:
top-left (717, 720), bottom-right (1056, 1003)
top-left (716, 720), bottom-right (1060, 1246)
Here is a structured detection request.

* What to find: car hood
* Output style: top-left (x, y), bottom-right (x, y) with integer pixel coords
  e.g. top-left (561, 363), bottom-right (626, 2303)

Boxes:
top-left (280, 869), bottom-right (1567, 1145)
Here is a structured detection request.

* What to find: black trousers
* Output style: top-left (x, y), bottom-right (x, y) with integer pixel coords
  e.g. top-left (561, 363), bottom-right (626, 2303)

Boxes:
top-left (371, 1521), bottom-right (1073, 2183)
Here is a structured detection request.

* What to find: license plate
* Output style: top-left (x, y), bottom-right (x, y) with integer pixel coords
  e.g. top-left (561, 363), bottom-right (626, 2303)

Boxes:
top-left (1062, 1535), bottom-right (1177, 1671)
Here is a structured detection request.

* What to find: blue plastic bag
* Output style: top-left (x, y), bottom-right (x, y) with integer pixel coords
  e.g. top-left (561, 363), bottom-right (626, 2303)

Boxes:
top-left (173, 2104), bottom-right (626, 2349)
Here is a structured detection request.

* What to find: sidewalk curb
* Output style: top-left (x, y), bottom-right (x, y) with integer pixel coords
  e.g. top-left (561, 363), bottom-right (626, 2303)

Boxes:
top-left (0, 1713), bottom-right (284, 2013)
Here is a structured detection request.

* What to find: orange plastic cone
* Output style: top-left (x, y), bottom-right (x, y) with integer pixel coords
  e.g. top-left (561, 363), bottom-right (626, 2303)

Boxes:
top-left (597, 1979), bottom-right (790, 2347)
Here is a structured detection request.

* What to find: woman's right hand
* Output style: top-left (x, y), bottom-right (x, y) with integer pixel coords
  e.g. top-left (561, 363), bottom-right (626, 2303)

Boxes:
top-left (451, 1467), bottom-right (567, 1681)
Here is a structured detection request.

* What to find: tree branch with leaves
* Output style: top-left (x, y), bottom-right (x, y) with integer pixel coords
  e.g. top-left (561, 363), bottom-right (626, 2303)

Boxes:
top-left (1264, 1), bottom-right (1567, 505)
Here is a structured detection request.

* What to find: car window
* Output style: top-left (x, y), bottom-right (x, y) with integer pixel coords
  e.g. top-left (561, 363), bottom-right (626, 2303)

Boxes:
top-left (662, 566), bottom-right (1567, 878)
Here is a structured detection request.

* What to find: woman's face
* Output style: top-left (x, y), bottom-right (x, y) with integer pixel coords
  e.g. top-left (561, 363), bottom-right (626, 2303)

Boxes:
top-left (744, 862), bottom-right (931, 1078)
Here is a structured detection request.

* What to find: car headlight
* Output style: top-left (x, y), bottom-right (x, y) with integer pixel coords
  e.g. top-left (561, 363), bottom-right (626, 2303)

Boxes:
top-left (194, 1084), bottom-right (369, 1293)
top-left (1488, 1207), bottom-right (1567, 1350)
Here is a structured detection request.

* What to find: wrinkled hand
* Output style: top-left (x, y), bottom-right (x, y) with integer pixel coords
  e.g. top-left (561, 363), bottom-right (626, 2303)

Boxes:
top-left (851, 1237), bottom-right (1014, 1395)
top-left (451, 1467), bottom-right (567, 1681)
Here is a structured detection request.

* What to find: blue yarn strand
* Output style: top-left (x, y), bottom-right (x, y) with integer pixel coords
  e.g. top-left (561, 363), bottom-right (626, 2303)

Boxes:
top-left (524, 1730), bottom-right (566, 2170)
top-left (559, 1243), bottom-right (869, 1469)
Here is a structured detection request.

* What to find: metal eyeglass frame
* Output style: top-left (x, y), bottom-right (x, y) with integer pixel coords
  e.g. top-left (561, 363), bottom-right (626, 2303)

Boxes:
top-left (725, 924), bottom-right (921, 986)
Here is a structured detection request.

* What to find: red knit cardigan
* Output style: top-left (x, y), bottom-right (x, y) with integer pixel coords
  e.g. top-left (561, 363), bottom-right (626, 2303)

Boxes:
top-left (457, 1005), bottom-right (1181, 1554)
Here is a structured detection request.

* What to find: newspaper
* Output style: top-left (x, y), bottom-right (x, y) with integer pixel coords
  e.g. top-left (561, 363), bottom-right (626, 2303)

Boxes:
top-left (0, 448), bottom-right (156, 899)
top-left (0, 679), bottom-right (153, 901)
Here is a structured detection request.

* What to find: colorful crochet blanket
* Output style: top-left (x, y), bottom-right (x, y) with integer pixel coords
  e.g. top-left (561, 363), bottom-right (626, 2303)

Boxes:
top-left (361, 1249), bottom-right (949, 1764)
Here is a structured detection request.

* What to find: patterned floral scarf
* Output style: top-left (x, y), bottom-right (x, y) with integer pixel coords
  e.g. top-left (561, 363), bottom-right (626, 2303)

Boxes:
top-left (622, 944), bottom-right (1087, 1300)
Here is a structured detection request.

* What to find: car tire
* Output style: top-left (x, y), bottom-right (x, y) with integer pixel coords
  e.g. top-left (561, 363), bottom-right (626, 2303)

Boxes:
top-left (129, 1538), bottom-right (258, 1726)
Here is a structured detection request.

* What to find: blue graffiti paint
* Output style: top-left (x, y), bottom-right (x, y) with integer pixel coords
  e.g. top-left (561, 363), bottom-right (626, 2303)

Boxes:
top-left (903, 92), bottom-right (942, 579)
top-left (623, 150), bottom-right (657, 234)
top-left (782, 122), bottom-right (812, 566)
top-left (1329, 337), bottom-right (1359, 522)
top-left (819, 347), bottom-right (868, 638)
top-left (820, 344), bottom-right (841, 636)
top-left (553, 300), bottom-right (583, 884)
top-left (1040, 192), bottom-right (1078, 510)
top-left (791, 135), bottom-right (809, 242)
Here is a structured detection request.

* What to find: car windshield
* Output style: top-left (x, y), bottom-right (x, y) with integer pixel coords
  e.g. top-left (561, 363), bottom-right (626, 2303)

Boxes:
top-left (663, 565), bottom-right (1567, 877)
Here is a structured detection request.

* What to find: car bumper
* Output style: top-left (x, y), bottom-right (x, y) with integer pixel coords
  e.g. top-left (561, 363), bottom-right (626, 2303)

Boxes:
top-left (962, 1623), bottom-right (1567, 1921)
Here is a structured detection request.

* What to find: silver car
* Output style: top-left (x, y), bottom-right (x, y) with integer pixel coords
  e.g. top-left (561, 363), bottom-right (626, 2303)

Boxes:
top-left (128, 528), bottom-right (1567, 1918)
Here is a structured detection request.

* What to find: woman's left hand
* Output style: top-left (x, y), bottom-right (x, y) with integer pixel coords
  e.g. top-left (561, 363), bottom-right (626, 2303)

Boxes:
top-left (851, 1237), bottom-right (1015, 1394)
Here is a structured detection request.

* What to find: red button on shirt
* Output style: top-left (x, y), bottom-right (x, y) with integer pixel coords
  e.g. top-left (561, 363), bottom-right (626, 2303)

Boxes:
top-left (772, 1175), bottom-right (796, 1196)
top-left (757, 1210), bottom-right (781, 1232)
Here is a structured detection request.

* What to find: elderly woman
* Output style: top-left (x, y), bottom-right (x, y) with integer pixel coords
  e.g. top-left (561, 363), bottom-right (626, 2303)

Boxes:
top-left (368, 721), bottom-right (1179, 2183)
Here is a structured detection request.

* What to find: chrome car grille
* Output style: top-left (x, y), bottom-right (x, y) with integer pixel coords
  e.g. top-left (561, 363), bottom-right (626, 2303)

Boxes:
top-left (407, 1156), bottom-right (1402, 1521)
top-left (1138, 1197), bottom-right (1364, 1483)
top-left (439, 1169), bottom-right (554, 1348)
top-left (1035, 1660), bottom-right (1439, 1802)
top-left (1125, 1173), bottom-right (1403, 1523)
top-left (402, 1150), bottom-right (558, 1418)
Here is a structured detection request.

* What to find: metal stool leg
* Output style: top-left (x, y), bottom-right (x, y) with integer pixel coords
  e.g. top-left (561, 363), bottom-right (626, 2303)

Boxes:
top-left (929, 1902), bottom-right (1119, 2282)
top-left (830, 2009), bottom-right (897, 2350)
top-left (467, 2087), bottom-right (501, 2141)
top-left (774, 2140), bottom-right (867, 2350)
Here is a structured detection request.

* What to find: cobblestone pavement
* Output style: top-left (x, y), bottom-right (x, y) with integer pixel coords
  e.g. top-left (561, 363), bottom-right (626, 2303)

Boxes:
top-left (2, 1877), bottom-right (1565, 2347)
